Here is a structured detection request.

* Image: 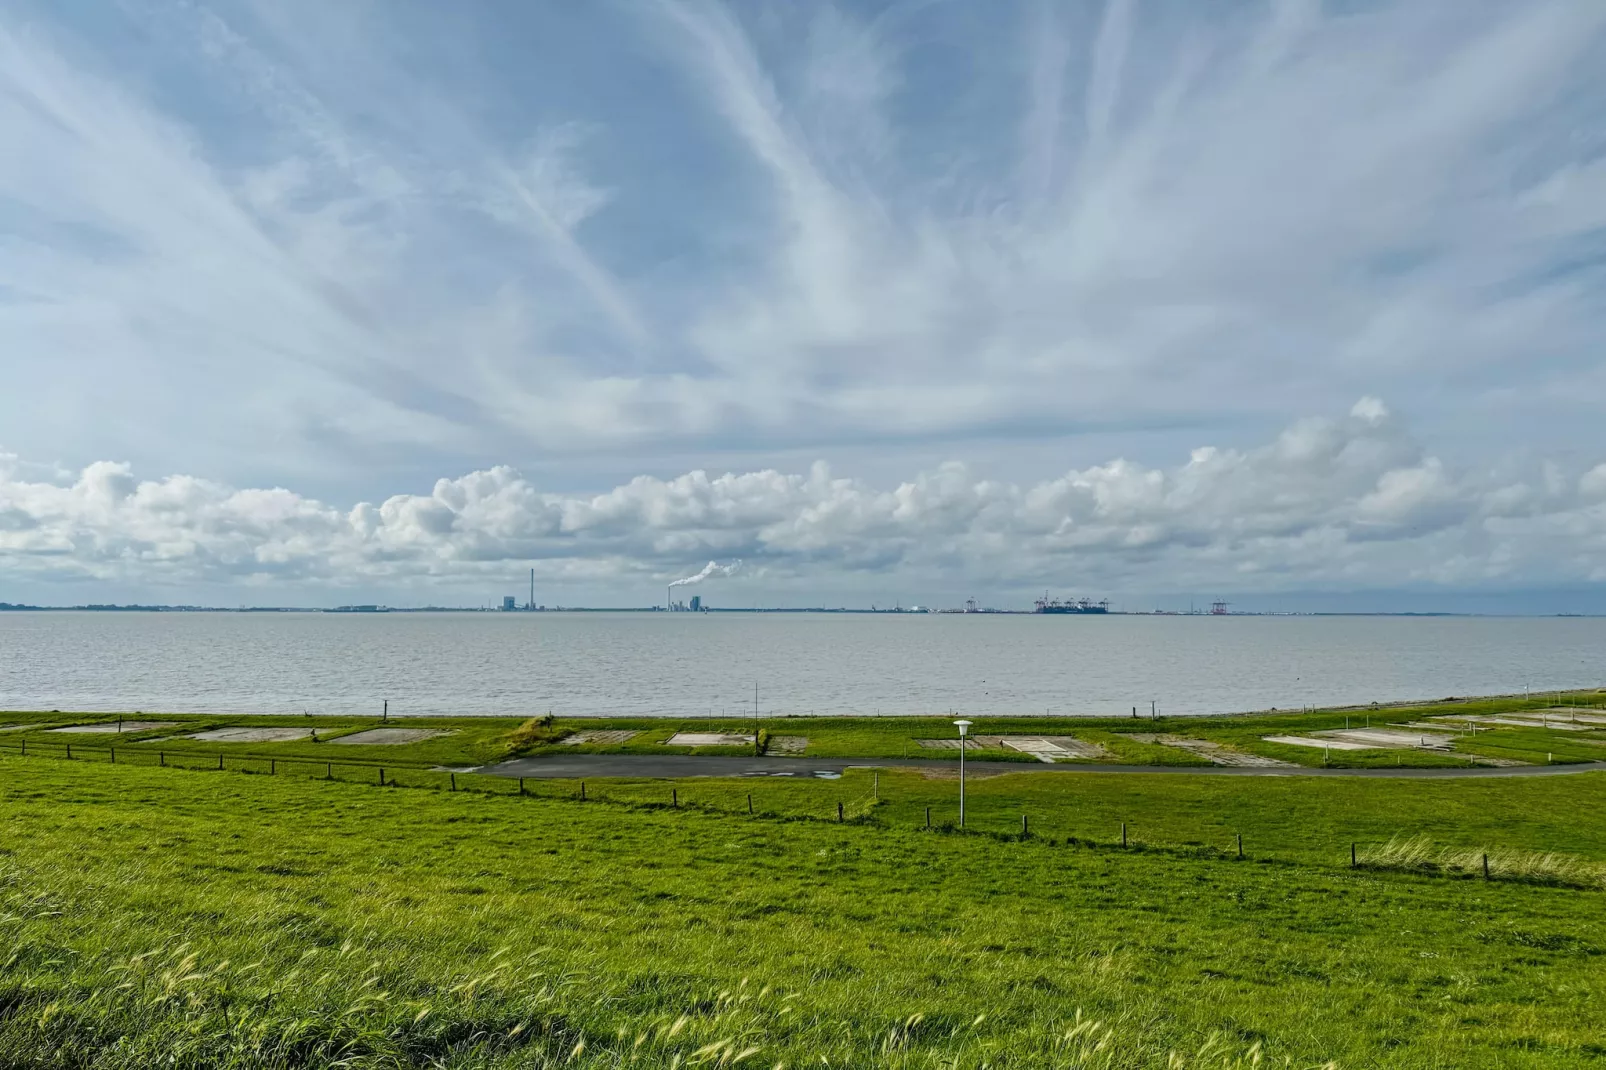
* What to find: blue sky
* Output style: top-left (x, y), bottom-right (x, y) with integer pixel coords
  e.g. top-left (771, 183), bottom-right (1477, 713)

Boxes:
top-left (4, 0), bottom-right (1606, 609)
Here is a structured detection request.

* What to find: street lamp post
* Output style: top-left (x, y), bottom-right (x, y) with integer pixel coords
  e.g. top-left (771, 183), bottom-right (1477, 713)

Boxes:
top-left (953, 719), bottom-right (973, 828)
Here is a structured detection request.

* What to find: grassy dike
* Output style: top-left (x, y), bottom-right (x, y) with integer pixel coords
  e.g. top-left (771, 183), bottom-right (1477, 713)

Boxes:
top-left (4, 688), bottom-right (1605, 770)
top-left (2, 755), bottom-right (1605, 1067)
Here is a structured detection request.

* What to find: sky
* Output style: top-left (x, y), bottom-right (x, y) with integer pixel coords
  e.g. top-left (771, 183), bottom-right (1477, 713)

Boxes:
top-left (3, 0), bottom-right (1606, 611)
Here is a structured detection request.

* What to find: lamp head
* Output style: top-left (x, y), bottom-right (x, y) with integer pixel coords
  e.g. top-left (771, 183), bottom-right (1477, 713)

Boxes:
top-left (953, 718), bottom-right (973, 736)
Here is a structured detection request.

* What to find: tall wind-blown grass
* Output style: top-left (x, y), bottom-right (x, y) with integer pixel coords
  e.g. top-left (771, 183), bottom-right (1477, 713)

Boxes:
top-left (1358, 834), bottom-right (1606, 888)
top-left (502, 714), bottom-right (571, 754)
top-left (0, 856), bottom-right (1331, 1069)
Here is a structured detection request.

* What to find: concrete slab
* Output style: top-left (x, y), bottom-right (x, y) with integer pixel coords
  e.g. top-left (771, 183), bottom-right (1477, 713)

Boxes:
top-left (999, 737), bottom-right (1061, 762)
top-left (1445, 715), bottom-right (1594, 732)
top-left (1263, 735), bottom-right (1376, 751)
top-left (327, 728), bottom-right (453, 745)
top-left (916, 738), bottom-right (983, 750)
top-left (1135, 735), bottom-right (1296, 767)
top-left (768, 735), bottom-right (807, 755)
top-left (999, 736), bottom-right (1108, 762)
top-left (1000, 738), bottom-right (1061, 763)
top-left (560, 730), bottom-right (640, 746)
top-left (665, 732), bottom-right (754, 747)
top-left (49, 721), bottom-right (177, 734)
top-left (1542, 707), bottom-right (1606, 724)
top-left (1315, 728), bottom-right (1458, 750)
top-left (1525, 711), bottom-right (1606, 727)
top-left (186, 727), bottom-right (317, 743)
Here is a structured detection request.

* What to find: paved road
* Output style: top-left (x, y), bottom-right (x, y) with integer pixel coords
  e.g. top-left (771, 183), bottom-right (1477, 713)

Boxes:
top-left (481, 753), bottom-right (1606, 781)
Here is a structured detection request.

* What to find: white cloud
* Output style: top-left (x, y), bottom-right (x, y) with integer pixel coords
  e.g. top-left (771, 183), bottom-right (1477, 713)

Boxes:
top-left (4, 402), bottom-right (1604, 597)
top-left (2, 0), bottom-right (1606, 597)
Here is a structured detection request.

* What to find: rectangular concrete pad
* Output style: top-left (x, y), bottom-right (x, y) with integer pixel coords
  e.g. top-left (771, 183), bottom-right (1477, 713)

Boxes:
top-left (1542, 708), bottom-right (1606, 725)
top-left (561, 730), bottom-right (640, 745)
top-left (665, 732), bottom-right (754, 746)
top-left (999, 738), bottom-right (1061, 763)
top-left (1452, 715), bottom-right (1594, 732)
top-left (1140, 735), bottom-right (1296, 767)
top-left (768, 735), bottom-right (807, 755)
top-left (1317, 728), bottom-right (1458, 749)
top-left (49, 721), bottom-right (177, 734)
top-left (327, 728), bottom-right (453, 745)
top-left (187, 727), bottom-right (318, 743)
top-left (1000, 736), bottom-right (1108, 761)
top-left (1037, 735), bottom-right (1109, 759)
top-left (1263, 735), bottom-right (1375, 751)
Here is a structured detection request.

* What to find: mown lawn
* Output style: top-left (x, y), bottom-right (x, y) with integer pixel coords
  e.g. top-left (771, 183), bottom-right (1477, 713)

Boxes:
top-left (1, 755), bottom-right (1604, 1067)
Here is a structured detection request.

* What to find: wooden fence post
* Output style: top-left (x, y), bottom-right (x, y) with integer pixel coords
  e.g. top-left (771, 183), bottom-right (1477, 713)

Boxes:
top-left (747, 793), bottom-right (753, 814)
top-left (326, 762), bottom-right (332, 780)
top-left (1351, 844), bottom-right (1357, 868)
top-left (218, 754), bottom-right (224, 771)
top-left (518, 777), bottom-right (525, 795)
top-left (66, 744), bottom-right (72, 760)
top-left (380, 767), bottom-right (386, 786)
top-left (580, 781), bottom-right (586, 801)
top-left (837, 801), bottom-right (844, 822)
top-left (110, 748), bottom-right (115, 764)
top-left (450, 773), bottom-right (457, 792)
top-left (1122, 823), bottom-right (1127, 848)
top-left (672, 788), bottom-right (678, 808)
top-left (1237, 833), bottom-right (1243, 860)
top-left (1022, 814), bottom-right (1029, 837)
top-left (1483, 853), bottom-right (1490, 879)
top-left (925, 806), bottom-right (931, 829)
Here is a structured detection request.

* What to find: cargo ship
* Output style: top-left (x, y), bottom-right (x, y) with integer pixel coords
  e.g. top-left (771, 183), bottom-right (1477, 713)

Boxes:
top-left (1034, 596), bottom-right (1110, 614)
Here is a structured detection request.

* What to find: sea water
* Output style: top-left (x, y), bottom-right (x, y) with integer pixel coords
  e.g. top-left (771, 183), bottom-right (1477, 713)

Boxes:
top-left (1, 611), bottom-right (1601, 718)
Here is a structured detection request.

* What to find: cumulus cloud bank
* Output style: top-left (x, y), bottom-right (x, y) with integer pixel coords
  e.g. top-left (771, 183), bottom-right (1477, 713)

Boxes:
top-left (4, 402), bottom-right (1604, 599)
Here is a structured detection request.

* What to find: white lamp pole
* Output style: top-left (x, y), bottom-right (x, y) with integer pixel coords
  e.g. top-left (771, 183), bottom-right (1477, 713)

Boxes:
top-left (953, 719), bottom-right (973, 828)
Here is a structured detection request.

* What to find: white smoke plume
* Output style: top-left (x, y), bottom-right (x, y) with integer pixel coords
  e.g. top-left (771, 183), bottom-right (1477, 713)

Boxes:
top-left (668, 560), bottom-right (743, 588)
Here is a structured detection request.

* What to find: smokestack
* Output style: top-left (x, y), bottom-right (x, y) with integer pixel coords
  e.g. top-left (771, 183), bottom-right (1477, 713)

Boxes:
top-left (529, 568), bottom-right (534, 611)
top-left (665, 560), bottom-right (741, 612)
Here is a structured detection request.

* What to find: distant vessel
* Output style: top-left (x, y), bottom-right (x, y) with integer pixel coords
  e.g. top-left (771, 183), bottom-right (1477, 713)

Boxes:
top-left (1035, 595), bottom-right (1110, 614)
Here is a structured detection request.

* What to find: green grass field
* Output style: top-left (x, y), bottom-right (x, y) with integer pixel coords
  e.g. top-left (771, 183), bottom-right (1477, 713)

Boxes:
top-left (2, 748), bottom-right (1605, 1067)
top-left (4, 688), bottom-right (1604, 774)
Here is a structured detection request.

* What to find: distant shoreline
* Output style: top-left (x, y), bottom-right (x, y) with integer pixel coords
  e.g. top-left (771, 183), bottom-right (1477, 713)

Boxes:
top-left (4, 685), bottom-right (1600, 722)
top-left (1, 604), bottom-right (1599, 618)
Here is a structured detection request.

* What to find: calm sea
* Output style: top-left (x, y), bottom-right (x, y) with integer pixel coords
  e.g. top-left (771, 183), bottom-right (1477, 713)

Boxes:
top-left (0, 611), bottom-right (1600, 719)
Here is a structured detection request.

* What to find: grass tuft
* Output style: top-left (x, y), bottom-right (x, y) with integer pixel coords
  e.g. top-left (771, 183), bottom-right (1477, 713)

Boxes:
top-left (1358, 834), bottom-right (1606, 888)
top-left (504, 715), bottom-right (571, 754)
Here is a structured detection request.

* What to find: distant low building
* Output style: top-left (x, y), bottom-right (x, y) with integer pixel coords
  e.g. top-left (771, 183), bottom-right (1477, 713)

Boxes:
top-left (501, 596), bottom-right (517, 611)
top-left (690, 595), bottom-right (701, 612)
